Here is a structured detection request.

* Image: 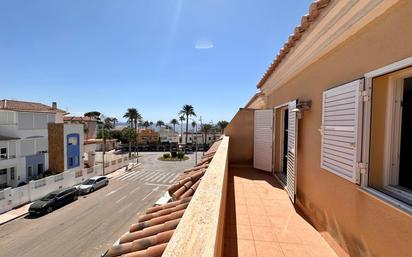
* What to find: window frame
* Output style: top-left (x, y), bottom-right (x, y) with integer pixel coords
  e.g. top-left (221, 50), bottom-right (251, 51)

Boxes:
top-left (363, 56), bottom-right (412, 213)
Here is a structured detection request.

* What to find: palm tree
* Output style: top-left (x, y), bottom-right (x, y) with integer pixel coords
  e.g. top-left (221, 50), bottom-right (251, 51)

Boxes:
top-left (201, 124), bottom-right (212, 146)
top-left (111, 117), bottom-right (118, 128)
top-left (123, 108), bottom-right (138, 129)
top-left (156, 120), bottom-right (165, 128)
top-left (142, 120), bottom-right (150, 129)
top-left (179, 105), bottom-right (196, 145)
top-left (122, 127), bottom-right (136, 158)
top-left (179, 115), bottom-right (185, 143)
top-left (217, 120), bottom-right (229, 133)
top-left (191, 121), bottom-right (197, 145)
top-left (170, 119), bottom-right (179, 132)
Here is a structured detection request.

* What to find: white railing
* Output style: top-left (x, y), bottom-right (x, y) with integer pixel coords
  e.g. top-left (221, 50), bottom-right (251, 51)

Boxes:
top-left (0, 155), bottom-right (133, 214)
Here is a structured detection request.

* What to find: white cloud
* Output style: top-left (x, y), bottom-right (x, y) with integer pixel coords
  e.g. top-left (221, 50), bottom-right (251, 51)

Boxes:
top-left (195, 38), bottom-right (214, 49)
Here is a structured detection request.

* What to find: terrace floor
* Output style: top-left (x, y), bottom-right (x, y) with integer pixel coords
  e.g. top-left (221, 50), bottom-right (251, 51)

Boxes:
top-left (224, 166), bottom-right (338, 257)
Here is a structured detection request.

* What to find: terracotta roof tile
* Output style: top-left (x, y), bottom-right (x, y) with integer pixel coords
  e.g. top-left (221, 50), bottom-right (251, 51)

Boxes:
top-left (257, 0), bottom-right (331, 88)
top-left (0, 99), bottom-right (66, 113)
top-left (103, 140), bottom-right (223, 257)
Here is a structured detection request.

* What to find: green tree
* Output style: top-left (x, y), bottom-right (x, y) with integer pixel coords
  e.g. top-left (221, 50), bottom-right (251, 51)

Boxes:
top-left (217, 120), bottom-right (229, 133)
top-left (123, 108), bottom-right (141, 129)
top-left (122, 127), bottom-right (136, 158)
top-left (84, 111), bottom-right (101, 120)
top-left (201, 124), bottom-right (212, 146)
top-left (170, 118), bottom-right (179, 132)
top-left (179, 105), bottom-right (196, 145)
top-left (111, 117), bottom-right (118, 128)
top-left (104, 117), bottom-right (114, 129)
top-left (156, 120), bottom-right (165, 128)
top-left (179, 115), bottom-right (185, 143)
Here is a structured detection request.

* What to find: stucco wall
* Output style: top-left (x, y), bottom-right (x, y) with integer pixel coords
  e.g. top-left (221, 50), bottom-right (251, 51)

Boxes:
top-left (224, 108), bottom-right (254, 165)
top-left (264, 2), bottom-right (412, 256)
top-left (48, 123), bottom-right (64, 172)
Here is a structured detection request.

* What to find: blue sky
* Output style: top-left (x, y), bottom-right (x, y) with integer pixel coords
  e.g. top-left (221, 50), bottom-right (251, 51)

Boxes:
top-left (0, 0), bottom-right (312, 124)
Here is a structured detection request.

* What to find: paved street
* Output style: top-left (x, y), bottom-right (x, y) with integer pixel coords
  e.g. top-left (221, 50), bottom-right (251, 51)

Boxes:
top-left (0, 152), bottom-right (202, 257)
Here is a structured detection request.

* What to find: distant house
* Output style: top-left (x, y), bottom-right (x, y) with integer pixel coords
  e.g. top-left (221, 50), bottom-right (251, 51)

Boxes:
top-left (63, 116), bottom-right (98, 140)
top-left (137, 129), bottom-right (159, 144)
top-left (158, 127), bottom-right (179, 144)
top-left (0, 100), bottom-right (66, 188)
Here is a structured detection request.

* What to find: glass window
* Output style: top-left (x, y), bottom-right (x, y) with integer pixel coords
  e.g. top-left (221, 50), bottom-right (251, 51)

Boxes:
top-left (369, 71), bottom-right (412, 206)
top-left (10, 167), bottom-right (15, 180)
top-left (68, 136), bottom-right (78, 145)
top-left (0, 148), bottom-right (7, 159)
top-left (27, 166), bottom-right (33, 177)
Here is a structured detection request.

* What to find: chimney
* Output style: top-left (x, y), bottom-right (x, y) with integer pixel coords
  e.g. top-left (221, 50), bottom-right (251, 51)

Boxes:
top-left (51, 102), bottom-right (57, 110)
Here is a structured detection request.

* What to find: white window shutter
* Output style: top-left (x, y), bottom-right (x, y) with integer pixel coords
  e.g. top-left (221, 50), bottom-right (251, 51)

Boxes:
top-left (321, 79), bottom-right (364, 183)
top-left (286, 100), bottom-right (298, 202)
top-left (254, 109), bottom-right (274, 172)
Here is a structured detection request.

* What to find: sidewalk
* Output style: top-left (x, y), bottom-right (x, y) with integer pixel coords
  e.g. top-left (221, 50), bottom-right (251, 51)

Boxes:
top-left (0, 203), bottom-right (30, 225)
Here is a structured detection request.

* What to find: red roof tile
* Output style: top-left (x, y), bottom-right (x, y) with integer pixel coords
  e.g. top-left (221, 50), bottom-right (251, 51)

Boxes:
top-left (0, 99), bottom-right (66, 113)
top-left (103, 140), bottom-right (222, 257)
top-left (256, 0), bottom-right (331, 88)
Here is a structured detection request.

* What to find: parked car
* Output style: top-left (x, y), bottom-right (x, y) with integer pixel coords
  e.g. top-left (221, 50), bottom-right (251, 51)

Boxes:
top-left (28, 187), bottom-right (79, 215)
top-left (76, 176), bottom-right (108, 195)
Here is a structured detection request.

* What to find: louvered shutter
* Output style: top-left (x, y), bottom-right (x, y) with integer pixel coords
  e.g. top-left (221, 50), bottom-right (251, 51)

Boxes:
top-left (254, 109), bottom-right (274, 172)
top-left (286, 100), bottom-right (298, 202)
top-left (321, 80), bottom-right (363, 183)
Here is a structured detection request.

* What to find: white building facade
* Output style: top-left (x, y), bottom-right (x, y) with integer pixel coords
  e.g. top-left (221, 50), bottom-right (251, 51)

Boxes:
top-left (159, 127), bottom-right (179, 144)
top-left (0, 100), bottom-right (65, 188)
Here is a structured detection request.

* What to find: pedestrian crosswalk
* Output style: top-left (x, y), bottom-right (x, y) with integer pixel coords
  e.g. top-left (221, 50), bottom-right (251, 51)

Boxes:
top-left (113, 170), bottom-right (180, 184)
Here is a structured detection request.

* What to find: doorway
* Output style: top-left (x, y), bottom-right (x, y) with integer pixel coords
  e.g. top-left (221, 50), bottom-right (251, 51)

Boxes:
top-left (275, 105), bottom-right (288, 184)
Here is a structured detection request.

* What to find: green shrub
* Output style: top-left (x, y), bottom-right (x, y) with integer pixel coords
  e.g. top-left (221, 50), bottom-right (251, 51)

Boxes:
top-left (171, 151), bottom-right (177, 158)
top-left (163, 153), bottom-right (170, 159)
top-left (177, 151), bottom-right (185, 159)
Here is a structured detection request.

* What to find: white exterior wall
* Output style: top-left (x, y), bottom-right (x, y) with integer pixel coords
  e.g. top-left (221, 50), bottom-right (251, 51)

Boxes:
top-left (0, 110), bottom-right (57, 188)
top-left (181, 132), bottom-right (221, 145)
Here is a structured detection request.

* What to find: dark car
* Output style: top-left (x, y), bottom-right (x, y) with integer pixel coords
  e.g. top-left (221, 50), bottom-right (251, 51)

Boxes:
top-left (28, 187), bottom-right (79, 215)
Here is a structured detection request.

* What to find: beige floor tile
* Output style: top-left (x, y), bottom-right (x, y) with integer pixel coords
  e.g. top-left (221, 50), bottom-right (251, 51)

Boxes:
top-left (232, 224), bottom-right (254, 240)
top-left (280, 243), bottom-right (312, 257)
top-left (236, 239), bottom-right (257, 257)
top-left (254, 241), bottom-right (285, 257)
top-left (251, 225), bottom-right (277, 242)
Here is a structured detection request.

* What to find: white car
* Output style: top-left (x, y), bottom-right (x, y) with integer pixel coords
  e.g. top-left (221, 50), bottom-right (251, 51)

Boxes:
top-left (76, 176), bottom-right (109, 194)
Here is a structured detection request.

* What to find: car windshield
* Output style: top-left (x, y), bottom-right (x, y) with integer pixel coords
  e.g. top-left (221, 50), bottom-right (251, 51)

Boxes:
top-left (83, 179), bottom-right (95, 185)
top-left (42, 193), bottom-right (57, 200)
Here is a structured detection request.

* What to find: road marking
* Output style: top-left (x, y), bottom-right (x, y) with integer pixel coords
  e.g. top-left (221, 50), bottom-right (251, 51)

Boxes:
top-left (130, 171), bottom-right (148, 181)
top-left (142, 186), bottom-right (159, 200)
top-left (105, 190), bottom-right (117, 197)
top-left (115, 195), bottom-right (127, 204)
top-left (144, 182), bottom-right (169, 187)
top-left (118, 172), bottom-right (138, 181)
top-left (168, 173), bottom-right (180, 183)
top-left (144, 173), bottom-right (159, 182)
top-left (129, 187), bottom-right (140, 195)
top-left (155, 174), bottom-right (167, 183)
top-left (136, 171), bottom-right (152, 181)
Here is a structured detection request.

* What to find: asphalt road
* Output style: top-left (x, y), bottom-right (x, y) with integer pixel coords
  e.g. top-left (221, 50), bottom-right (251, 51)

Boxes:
top-left (0, 152), bottom-right (202, 257)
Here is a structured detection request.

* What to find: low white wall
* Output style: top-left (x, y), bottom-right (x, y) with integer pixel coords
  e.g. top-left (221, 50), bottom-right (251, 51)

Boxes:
top-left (0, 155), bottom-right (133, 214)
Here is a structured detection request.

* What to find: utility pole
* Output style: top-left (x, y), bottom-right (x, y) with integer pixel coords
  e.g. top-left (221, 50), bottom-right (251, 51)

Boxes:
top-left (102, 124), bottom-right (105, 176)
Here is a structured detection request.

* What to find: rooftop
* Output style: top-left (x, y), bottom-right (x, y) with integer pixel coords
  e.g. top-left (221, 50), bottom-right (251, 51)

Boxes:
top-left (0, 99), bottom-right (66, 114)
top-left (102, 140), bottom-right (221, 257)
top-left (256, 0), bottom-right (330, 89)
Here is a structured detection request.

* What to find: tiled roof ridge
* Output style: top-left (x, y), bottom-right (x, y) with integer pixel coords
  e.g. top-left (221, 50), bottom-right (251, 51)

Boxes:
top-left (0, 99), bottom-right (66, 113)
top-left (256, 0), bottom-right (331, 89)
top-left (104, 140), bottom-right (222, 257)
